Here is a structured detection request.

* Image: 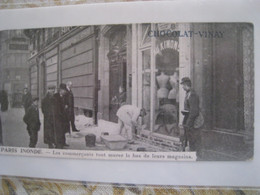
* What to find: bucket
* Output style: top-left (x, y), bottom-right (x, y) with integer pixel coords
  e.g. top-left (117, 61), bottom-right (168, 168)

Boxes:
top-left (85, 134), bottom-right (96, 147)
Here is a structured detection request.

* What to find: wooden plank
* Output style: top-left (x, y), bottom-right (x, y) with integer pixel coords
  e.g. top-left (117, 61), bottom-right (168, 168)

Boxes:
top-left (74, 97), bottom-right (94, 109)
top-left (30, 76), bottom-right (38, 81)
top-left (46, 55), bottom-right (58, 66)
top-left (72, 86), bottom-right (94, 98)
top-left (46, 72), bottom-right (58, 81)
top-left (61, 38), bottom-right (93, 61)
top-left (31, 89), bottom-right (37, 97)
top-left (46, 64), bottom-right (57, 74)
top-left (61, 27), bottom-right (92, 50)
top-left (31, 81), bottom-right (37, 85)
top-left (61, 50), bottom-right (93, 70)
top-left (46, 47), bottom-right (58, 59)
top-left (62, 63), bottom-right (93, 79)
top-left (31, 84), bottom-right (38, 90)
top-left (62, 75), bottom-right (94, 87)
top-left (31, 65), bottom-right (37, 72)
top-left (46, 81), bottom-right (57, 88)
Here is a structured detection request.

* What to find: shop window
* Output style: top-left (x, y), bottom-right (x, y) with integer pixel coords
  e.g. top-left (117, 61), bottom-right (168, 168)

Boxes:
top-left (154, 47), bottom-right (179, 136)
top-left (141, 24), bottom-right (151, 47)
top-left (139, 24), bottom-right (180, 137)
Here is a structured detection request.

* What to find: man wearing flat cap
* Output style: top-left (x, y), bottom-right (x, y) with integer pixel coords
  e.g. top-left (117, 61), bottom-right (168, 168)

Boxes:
top-left (23, 97), bottom-right (41, 148)
top-left (181, 77), bottom-right (201, 156)
top-left (52, 83), bottom-right (69, 149)
top-left (42, 85), bottom-right (56, 148)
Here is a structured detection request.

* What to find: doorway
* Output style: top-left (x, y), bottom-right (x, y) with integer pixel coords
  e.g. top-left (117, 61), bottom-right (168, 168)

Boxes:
top-left (107, 26), bottom-right (127, 122)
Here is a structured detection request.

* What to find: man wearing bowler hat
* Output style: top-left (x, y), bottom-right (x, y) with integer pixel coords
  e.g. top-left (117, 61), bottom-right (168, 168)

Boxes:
top-left (52, 83), bottom-right (69, 149)
top-left (180, 77), bottom-right (201, 156)
top-left (42, 84), bottom-right (56, 148)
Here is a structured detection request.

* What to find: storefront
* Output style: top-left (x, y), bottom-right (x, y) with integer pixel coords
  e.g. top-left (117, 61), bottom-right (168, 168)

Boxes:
top-left (97, 25), bottom-right (132, 123)
top-left (132, 24), bottom-right (187, 141)
top-left (131, 23), bottom-right (254, 156)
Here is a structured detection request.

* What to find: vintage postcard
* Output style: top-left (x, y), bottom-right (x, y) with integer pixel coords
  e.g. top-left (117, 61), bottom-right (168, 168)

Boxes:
top-left (0, 23), bottom-right (254, 161)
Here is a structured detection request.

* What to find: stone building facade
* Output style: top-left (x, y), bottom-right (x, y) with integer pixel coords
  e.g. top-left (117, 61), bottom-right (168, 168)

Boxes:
top-left (0, 30), bottom-right (30, 107)
top-left (25, 23), bottom-right (254, 159)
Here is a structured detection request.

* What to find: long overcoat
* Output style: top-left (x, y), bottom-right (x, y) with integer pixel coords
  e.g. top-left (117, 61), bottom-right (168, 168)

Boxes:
top-left (65, 89), bottom-right (75, 121)
top-left (52, 93), bottom-right (69, 146)
top-left (23, 104), bottom-right (41, 132)
top-left (42, 93), bottom-right (55, 145)
top-left (182, 89), bottom-right (200, 128)
top-left (182, 89), bottom-right (201, 152)
top-left (0, 90), bottom-right (8, 112)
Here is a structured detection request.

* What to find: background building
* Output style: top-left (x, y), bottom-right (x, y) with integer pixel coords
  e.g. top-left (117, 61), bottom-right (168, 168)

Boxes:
top-left (24, 26), bottom-right (99, 123)
top-left (0, 30), bottom-right (30, 107)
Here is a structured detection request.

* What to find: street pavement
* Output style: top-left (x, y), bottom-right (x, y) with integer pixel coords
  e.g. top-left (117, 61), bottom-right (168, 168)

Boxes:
top-left (0, 108), bottom-right (166, 152)
top-left (1, 108), bottom-right (48, 148)
top-left (1, 107), bottom-right (120, 150)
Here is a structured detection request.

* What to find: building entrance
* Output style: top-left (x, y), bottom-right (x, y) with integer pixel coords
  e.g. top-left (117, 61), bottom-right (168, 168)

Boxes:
top-left (107, 26), bottom-right (127, 122)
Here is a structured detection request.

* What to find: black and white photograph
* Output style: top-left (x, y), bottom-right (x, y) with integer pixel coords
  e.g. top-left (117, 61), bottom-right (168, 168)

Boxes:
top-left (0, 23), bottom-right (254, 161)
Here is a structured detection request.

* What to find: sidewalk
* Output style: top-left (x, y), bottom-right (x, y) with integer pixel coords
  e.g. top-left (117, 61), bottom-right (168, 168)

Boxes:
top-left (64, 116), bottom-right (120, 150)
top-left (1, 108), bottom-right (174, 152)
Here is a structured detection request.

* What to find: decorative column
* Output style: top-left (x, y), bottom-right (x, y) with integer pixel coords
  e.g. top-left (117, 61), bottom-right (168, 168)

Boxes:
top-left (131, 24), bottom-right (138, 107)
top-left (97, 26), bottom-right (110, 121)
top-left (178, 23), bottom-right (192, 125)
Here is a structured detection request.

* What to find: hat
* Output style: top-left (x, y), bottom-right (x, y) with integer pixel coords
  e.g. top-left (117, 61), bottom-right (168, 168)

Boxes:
top-left (59, 83), bottom-right (67, 90)
top-left (180, 77), bottom-right (191, 84)
top-left (47, 84), bottom-right (56, 89)
top-left (32, 97), bottom-right (39, 101)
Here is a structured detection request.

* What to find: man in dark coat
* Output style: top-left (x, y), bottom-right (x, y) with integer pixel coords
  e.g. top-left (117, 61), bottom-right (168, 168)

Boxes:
top-left (0, 90), bottom-right (9, 146)
top-left (0, 90), bottom-right (8, 112)
top-left (0, 115), bottom-right (2, 146)
top-left (23, 97), bottom-right (41, 148)
top-left (52, 83), bottom-right (69, 149)
top-left (42, 85), bottom-right (56, 148)
top-left (22, 88), bottom-right (32, 113)
top-left (65, 81), bottom-right (79, 132)
top-left (181, 77), bottom-right (201, 156)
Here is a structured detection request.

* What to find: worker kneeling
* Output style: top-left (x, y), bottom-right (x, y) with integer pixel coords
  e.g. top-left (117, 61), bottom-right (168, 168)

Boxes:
top-left (116, 105), bottom-right (146, 143)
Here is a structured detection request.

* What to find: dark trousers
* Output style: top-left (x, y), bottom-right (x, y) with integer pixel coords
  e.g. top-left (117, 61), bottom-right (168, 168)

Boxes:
top-left (184, 127), bottom-right (201, 152)
top-left (28, 128), bottom-right (38, 148)
top-left (70, 119), bottom-right (77, 131)
top-left (54, 120), bottom-right (66, 149)
top-left (0, 115), bottom-right (3, 145)
top-left (43, 117), bottom-right (55, 146)
top-left (69, 115), bottom-right (77, 131)
top-left (183, 114), bottom-right (201, 156)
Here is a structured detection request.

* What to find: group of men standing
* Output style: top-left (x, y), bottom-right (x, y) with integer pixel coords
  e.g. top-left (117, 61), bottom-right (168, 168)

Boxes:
top-left (22, 82), bottom-right (79, 149)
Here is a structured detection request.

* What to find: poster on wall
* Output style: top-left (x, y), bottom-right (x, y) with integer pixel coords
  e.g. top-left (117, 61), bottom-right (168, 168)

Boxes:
top-left (0, 23), bottom-right (254, 161)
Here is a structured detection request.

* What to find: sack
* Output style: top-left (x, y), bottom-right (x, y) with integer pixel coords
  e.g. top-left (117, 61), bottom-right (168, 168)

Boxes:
top-left (194, 111), bottom-right (204, 129)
